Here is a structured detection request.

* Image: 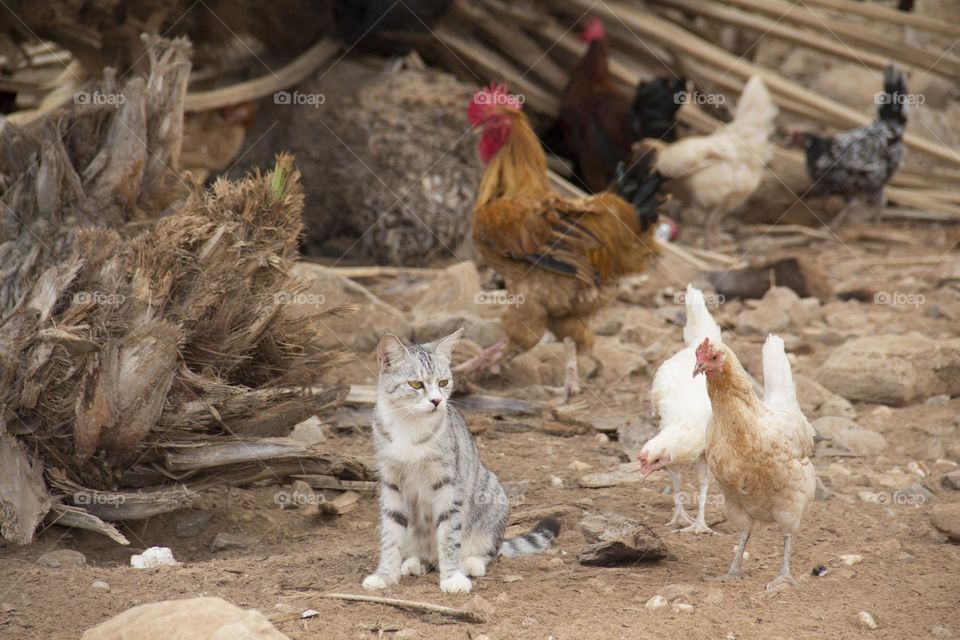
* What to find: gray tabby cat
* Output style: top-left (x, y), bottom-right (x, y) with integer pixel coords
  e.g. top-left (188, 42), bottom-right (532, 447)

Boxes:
top-left (362, 328), bottom-right (560, 594)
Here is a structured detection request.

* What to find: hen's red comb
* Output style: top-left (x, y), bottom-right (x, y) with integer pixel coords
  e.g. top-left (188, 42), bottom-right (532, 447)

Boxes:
top-left (580, 16), bottom-right (604, 43)
top-left (695, 337), bottom-right (712, 361)
top-left (467, 82), bottom-right (523, 126)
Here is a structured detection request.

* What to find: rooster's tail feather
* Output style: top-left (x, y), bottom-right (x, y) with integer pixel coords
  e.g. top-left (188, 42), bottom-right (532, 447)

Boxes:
top-left (878, 62), bottom-right (908, 127)
top-left (614, 143), bottom-right (663, 232)
top-left (762, 334), bottom-right (799, 409)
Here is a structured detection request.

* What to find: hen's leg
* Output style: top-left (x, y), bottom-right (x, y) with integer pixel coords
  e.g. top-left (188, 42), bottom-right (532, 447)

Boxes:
top-left (703, 205), bottom-right (724, 249)
top-left (710, 530), bottom-right (750, 581)
top-left (765, 533), bottom-right (800, 590)
top-left (665, 467), bottom-right (695, 528)
top-left (677, 456), bottom-right (716, 534)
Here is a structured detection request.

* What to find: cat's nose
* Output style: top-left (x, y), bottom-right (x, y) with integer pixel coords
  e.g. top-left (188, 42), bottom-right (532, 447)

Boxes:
top-left (430, 398), bottom-right (442, 407)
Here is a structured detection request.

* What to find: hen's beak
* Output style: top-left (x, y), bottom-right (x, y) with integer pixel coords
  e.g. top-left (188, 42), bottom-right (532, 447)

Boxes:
top-left (692, 362), bottom-right (706, 378)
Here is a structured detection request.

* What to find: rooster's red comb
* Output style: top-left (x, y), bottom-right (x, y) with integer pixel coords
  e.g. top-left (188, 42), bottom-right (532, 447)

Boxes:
top-left (580, 16), bottom-right (604, 43)
top-left (467, 82), bottom-right (523, 126)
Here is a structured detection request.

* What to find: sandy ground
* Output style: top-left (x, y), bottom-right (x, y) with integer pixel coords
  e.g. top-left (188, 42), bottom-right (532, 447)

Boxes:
top-left (2, 221), bottom-right (960, 640)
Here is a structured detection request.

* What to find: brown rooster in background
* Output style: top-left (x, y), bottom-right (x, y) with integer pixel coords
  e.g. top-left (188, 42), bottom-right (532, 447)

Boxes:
top-left (557, 16), bottom-right (686, 193)
top-left (468, 83), bottom-right (661, 395)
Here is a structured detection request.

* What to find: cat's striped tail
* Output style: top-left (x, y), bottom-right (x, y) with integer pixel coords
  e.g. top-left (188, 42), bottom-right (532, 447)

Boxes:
top-left (498, 517), bottom-right (561, 558)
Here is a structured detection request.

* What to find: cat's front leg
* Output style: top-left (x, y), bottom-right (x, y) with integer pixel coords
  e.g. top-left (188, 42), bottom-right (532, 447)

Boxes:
top-left (435, 497), bottom-right (471, 593)
top-left (362, 485), bottom-right (409, 589)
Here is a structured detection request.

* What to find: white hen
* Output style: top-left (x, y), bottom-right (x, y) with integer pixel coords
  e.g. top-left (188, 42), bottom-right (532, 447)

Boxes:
top-left (638, 284), bottom-right (722, 534)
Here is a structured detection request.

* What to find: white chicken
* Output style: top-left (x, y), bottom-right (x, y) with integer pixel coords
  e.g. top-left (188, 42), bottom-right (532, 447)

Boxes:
top-left (641, 76), bottom-right (778, 247)
top-left (694, 334), bottom-right (817, 590)
top-left (637, 284), bottom-right (722, 534)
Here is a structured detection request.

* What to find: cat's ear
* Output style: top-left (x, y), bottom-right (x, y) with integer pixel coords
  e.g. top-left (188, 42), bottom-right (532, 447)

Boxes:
top-left (377, 333), bottom-right (407, 370)
top-left (431, 327), bottom-right (465, 360)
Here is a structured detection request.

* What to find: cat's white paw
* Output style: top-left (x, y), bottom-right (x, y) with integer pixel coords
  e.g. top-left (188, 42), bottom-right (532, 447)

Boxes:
top-left (362, 573), bottom-right (396, 590)
top-left (462, 556), bottom-right (487, 577)
top-left (400, 557), bottom-right (426, 576)
top-left (439, 572), bottom-right (472, 593)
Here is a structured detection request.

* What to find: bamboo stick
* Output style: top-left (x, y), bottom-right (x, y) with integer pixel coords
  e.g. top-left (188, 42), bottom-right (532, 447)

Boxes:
top-left (324, 593), bottom-right (487, 623)
top-left (558, 0), bottom-right (960, 167)
top-left (802, 0), bottom-right (960, 38)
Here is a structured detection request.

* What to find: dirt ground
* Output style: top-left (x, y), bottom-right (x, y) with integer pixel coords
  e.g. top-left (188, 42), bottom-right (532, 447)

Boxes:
top-left (2, 221), bottom-right (960, 640)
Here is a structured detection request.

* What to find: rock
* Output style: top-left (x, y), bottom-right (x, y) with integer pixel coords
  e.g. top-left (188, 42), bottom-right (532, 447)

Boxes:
top-left (395, 630), bottom-right (418, 639)
top-left (931, 504), bottom-right (960, 542)
top-left (660, 583), bottom-right (697, 601)
top-left (818, 335), bottom-right (960, 406)
top-left (645, 595), bottom-right (668, 610)
top-left (37, 549), bottom-right (86, 568)
top-left (931, 625), bottom-right (952, 638)
top-left (91, 580), bottom-right (111, 592)
top-left (839, 554), bottom-right (862, 566)
top-left (591, 338), bottom-right (648, 382)
top-left (671, 602), bottom-right (695, 613)
top-left (595, 433), bottom-right (610, 444)
top-left (569, 460), bottom-right (591, 472)
top-left (210, 532), bottom-right (255, 552)
top-left (289, 416), bottom-right (327, 445)
top-left (579, 462), bottom-right (643, 488)
top-left (941, 471), bottom-right (960, 491)
top-left (464, 595), bottom-right (495, 615)
top-left (288, 264), bottom-right (412, 352)
top-left (503, 351), bottom-right (542, 386)
top-left (812, 416), bottom-right (858, 440)
top-left (703, 588), bottom-right (724, 605)
top-left (464, 318), bottom-right (507, 348)
top-left (894, 483), bottom-right (933, 506)
top-left (736, 286), bottom-right (811, 335)
top-left (872, 406), bottom-right (893, 419)
top-left (80, 596), bottom-right (289, 640)
top-left (594, 316), bottom-right (623, 336)
top-left (857, 610), bottom-right (879, 630)
top-left (502, 575), bottom-right (523, 583)
top-left (927, 394), bottom-right (952, 406)
top-left (550, 476), bottom-right (564, 488)
top-left (578, 513), bottom-right (668, 566)
top-left (175, 511), bottom-right (212, 538)
top-left (521, 617), bottom-right (539, 626)
top-left (797, 376), bottom-right (857, 419)
top-left (130, 547), bottom-right (179, 569)
top-left (414, 262), bottom-right (486, 319)
top-left (834, 427), bottom-right (887, 456)
top-left (618, 416), bottom-right (657, 459)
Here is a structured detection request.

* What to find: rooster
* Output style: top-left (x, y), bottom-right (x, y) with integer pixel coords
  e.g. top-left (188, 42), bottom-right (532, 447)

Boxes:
top-left (638, 284), bottom-right (721, 534)
top-left (694, 335), bottom-right (816, 590)
top-left (468, 83), bottom-right (661, 395)
top-left (557, 16), bottom-right (685, 193)
top-left (638, 76), bottom-right (777, 247)
top-left (794, 63), bottom-right (907, 228)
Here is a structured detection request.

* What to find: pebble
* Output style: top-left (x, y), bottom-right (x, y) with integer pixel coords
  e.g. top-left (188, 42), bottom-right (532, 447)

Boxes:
top-left (660, 583), bottom-right (697, 601)
top-left (465, 595), bottom-right (495, 615)
top-left (671, 602), bottom-right (695, 613)
top-left (839, 554), bottom-right (862, 566)
top-left (36, 549), bottom-right (86, 568)
top-left (703, 588), bottom-right (724, 605)
top-left (569, 460), bottom-right (591, 472)
top-left (175, 511), bottom-right (212, 538)
top-left (941, 470), bottom-right (960, 491)
top-left (395, 629), bottom-right (418, 639)
top-left (930, 504), bottom-right (960, 542)
top-left (858, 611), bottom-right (878, 630)
top-left (871, 406), bottom-right (893, 419)
top-left (907, 461), bottom-right (927, 477)
top-left (594, 433), bottom-right (609, 444)
top-left (926, 395), bottom-right (951, 406)
top-left (90, 580), bottom-right (110, 591)
top-left (130, 547), bottom-right (179, 569)
top-left (501, 575), bottom-right (523, 583)
top-left (209, 532), bottom-right (254, 552)
top-left (645, 595), bottom-right (668, 610)
top-left (494, 593), bottom-right (510, 605)
top-left (290, 416), bottom-right (327, 445)
top-left (931, 625), bottom-right (952, 638)
top-left (521, 617), bottom-right (539, 626)
top-left (549, 476), bottom-right (564, 488)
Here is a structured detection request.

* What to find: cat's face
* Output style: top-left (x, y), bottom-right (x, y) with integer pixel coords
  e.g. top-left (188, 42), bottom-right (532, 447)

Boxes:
top-left (376, 329), bottom-right (463, 418)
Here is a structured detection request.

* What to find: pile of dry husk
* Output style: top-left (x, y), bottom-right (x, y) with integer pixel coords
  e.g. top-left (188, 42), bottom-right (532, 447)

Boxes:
top-left (0, 36), bottom-right (365, 546)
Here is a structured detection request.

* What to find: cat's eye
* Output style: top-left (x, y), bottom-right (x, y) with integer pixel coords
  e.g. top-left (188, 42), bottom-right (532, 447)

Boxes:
top-left (437, 379), bottom-right (449, 388)
top-left (408, 381), bottom-right (424, 389)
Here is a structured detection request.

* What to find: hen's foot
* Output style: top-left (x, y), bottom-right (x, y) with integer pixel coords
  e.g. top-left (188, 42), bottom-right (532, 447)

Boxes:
top-left (666, 509), bottom-right (695, 528)
top-left (676, 519), bottom-right (716, 535)
top-left (707, 571), bottom-right (744, 583)
top-left (765, 573), bottom-right (799, 591)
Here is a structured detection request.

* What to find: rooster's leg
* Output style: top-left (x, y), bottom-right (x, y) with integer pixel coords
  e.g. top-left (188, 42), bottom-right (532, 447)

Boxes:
top-left (703, 206), bottom-right (725, 249)
top-left (561, 337), bottom-right (581, 400)
top-left (665, 467), bottom-right (695, 528)
top-left (828, 198), bottom-right (858, 229)
top-left (765, 533), bottom-right (800, 590)
top-left (677, 456), bottom-right (716, 534)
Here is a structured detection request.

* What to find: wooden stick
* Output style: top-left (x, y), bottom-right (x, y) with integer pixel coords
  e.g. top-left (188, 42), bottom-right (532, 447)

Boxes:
top-left (802, 0), bottom-right (960, 37)
top-left (184, 39), bottom-right (339, 112)
top-left (44, 504), bottom-right (130, 545)
top-left (324, 593), bottom-right (487, 623)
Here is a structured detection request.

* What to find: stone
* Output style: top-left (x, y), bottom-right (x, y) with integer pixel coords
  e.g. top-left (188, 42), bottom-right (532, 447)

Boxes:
top-left (464, 318), bottom-right (507, 348)
top-left (395, 630), bottom-right (418, 639)
top-left (941, 471), bottom-right (960, 491)
top-left (464, 595), bottom-right (495, 615)
top-left (834, 427), bottom-right (887, 456)
top-left (550, 476), bottom-right (564, 488)
top-left (857, 611), bottom-right (878, 630)
top-left (288, 264), bottom-right (412, 352)
top-left (930, 504), bottom-right (960, 542)
top-left (413, 262), bottom-right (488, 319)
top-left (818, 335), bottom-right (960, 406)
top-left (91, 580), bottom-right (111, 592)
top-left (671, 602), bottom-right (695, 613)
top-left (130, 547), bottom-right (179, 569)
top-left (812, 416), bottom-right (858, 440)
top-left (660, 583), bottom-right (697, 601)
top-left (578, 513), bottom-right (668, 566)
top-left (80, 596), bottom-right (289, 640)
top-left (595, 433), bottom-right (610, 444)
top-left (210, 532), bottom-right (255, 552)
top-left (839, 554), bottom-right (862, 566)
top-left (737, 286), bottom-right (811, 335)
top-left (579, 462), bottom-right (643, 488)
top-left (645, 595), bottom-right (668, 610)
top-left (502, 575), bottom-right (523, 583)
top-left (927, 394), bottom-right (951, 406)
top-left (289, 416), bottom-right (326, 445)
top-left (175, 511), bottom-right (212, 538)
top-left (591, 338), bottom-right (648, 382)
top-left (37, 549), bottom-right (86, 568)
top-left (931, 626), bottom-right (952, 638)
top-left (893, 483), bottom-right (933, 507)
top-left (703, 588), bottom-right (724, 605)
